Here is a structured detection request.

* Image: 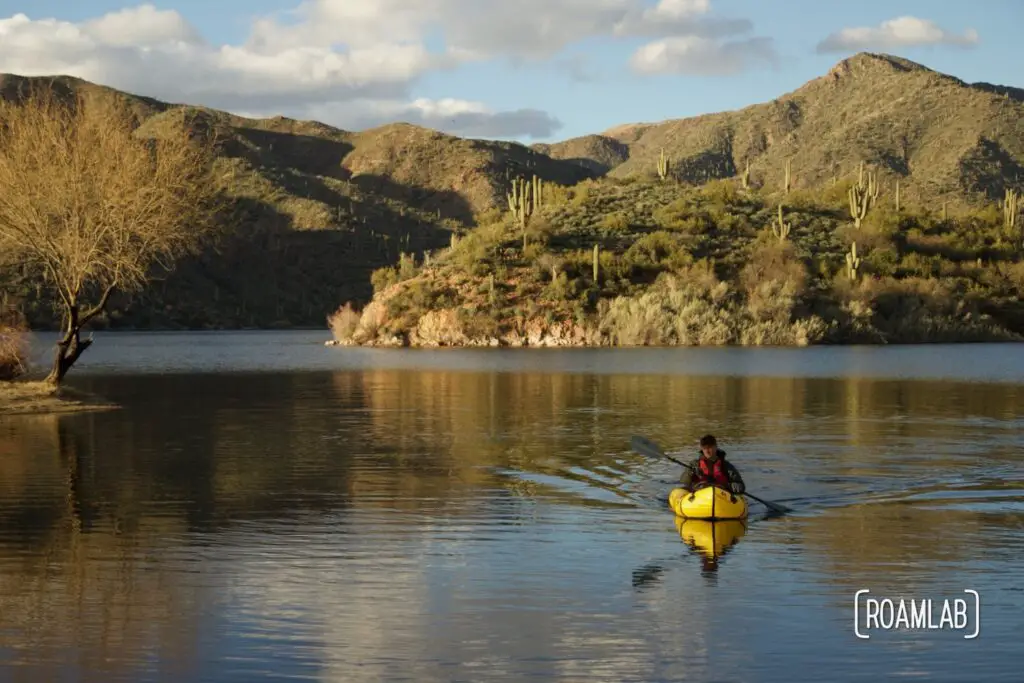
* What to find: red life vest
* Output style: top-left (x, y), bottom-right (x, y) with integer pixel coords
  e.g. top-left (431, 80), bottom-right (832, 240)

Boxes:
top-left (698, 457), bottom-right (731, 488)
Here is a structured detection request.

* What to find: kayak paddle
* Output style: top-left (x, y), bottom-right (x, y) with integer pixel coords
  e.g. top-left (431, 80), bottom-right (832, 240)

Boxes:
top-left (629, 435), bottom-right (792, 515)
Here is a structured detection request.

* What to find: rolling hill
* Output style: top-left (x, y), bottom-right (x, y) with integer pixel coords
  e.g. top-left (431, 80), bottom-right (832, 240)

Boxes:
top-left (0, 74), bottom-right (595, 329)
top-left (1, 52), bottom-right (1022, 333)
top-left (537, 53), bottom-right (1024, 205)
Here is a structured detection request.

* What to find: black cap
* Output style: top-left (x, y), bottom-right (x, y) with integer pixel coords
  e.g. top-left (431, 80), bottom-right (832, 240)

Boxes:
top-left (699, 434), bottom-right (717, 447)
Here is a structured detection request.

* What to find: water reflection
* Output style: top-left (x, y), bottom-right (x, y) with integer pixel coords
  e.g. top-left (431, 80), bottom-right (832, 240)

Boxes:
top-left (677, 518), bottom-right (747, 576)
top-left (0, 363), bottom-right (1021, 681)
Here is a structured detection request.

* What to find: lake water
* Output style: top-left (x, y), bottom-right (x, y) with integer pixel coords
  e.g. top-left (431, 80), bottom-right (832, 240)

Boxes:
top-left (2, 331), bottom-right (1022, 682)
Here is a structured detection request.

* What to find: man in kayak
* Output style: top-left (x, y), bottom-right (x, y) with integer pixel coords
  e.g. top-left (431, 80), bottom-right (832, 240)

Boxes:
top-left (679, 434), bottom-right (746, 494)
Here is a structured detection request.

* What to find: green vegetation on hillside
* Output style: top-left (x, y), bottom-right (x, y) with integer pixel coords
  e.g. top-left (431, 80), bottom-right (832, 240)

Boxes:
top-left (1, 53), bottom-right (1023, 344)
top-left (0, 75), bottom-right (593, 333)
top-left (541, 53), bottom-right (1024, 206)
top-left (330, 169), bottom-right (1024, 346)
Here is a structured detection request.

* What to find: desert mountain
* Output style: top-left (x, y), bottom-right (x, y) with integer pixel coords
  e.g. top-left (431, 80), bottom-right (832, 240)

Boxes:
top-left (0, 73), bottom-right (594, 329)
top-left (1, 52), bottom-right (1022, 331)
top-left (538, 53), bottom-right (1024, 204)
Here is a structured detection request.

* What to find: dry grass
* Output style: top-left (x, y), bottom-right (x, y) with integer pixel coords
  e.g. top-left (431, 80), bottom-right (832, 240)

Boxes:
top-left (0, 380), bottom-right (117, 416)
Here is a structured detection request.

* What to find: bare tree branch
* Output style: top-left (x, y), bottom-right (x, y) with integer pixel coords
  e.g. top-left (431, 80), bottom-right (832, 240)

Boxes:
top-left (0, 84), bottom-right (224, 384)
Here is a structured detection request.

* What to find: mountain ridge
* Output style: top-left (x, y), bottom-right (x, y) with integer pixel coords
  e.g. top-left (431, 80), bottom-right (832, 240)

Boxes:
top-left (537, 52), bottom-right (1024, 204)
top-left (1, 51), bottom-right (1022, 333)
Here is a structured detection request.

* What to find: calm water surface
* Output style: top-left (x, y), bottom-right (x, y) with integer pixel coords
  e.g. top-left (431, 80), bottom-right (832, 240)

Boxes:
top-left (2, 331), bottom-right (1023, 682)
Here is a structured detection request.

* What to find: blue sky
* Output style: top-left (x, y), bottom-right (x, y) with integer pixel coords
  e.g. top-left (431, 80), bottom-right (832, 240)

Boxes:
top-left (0, 1), bottom-right (1019, 142)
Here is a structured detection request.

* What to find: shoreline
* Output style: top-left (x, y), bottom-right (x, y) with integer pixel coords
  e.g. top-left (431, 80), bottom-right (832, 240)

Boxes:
top-left (324, 325), bottom-right (1024, 349)
top-left (325, 335), bottom-right (1024, 348)
top-left (0, 381), bottom-right (119, 417)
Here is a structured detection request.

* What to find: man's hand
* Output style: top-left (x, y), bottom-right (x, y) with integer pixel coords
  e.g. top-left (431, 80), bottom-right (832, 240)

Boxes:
top-left (731, 482), bottom-right (744, 494)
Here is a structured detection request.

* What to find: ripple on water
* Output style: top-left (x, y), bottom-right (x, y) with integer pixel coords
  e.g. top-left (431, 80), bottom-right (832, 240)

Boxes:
top-left (3, 347), bottom-right (1024, 681)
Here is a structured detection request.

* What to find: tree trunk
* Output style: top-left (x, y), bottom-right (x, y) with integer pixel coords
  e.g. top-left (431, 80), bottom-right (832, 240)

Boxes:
top-left (46, 304), bottom-right (93, 387)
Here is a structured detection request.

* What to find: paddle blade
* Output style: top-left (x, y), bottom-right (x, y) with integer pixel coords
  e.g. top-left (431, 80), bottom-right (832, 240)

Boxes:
top-left (744, 492), bottom-right (792, 515)
top-left (631, 435), bottom-right (689, 469)
top-left (630, 435), bottom-right (665, 460)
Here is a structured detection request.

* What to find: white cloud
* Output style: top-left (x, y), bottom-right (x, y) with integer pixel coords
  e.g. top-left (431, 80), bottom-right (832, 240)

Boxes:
top-left (0, 11), bottom-right (429, 110)
top-left (81, 4), bottom-right (203, 47)
top-left (816, 16), bottom-right (979, 53)
top-left (249, 0), bottom-right (756, 60)
top-left (0, 1), bottom-right (769, 140)
top-left (305, 98), bottom-right (562, 139)
top-left (613, 0), bottom-right (751, 39)
top-left (630, 36), bottom-right (776, 75)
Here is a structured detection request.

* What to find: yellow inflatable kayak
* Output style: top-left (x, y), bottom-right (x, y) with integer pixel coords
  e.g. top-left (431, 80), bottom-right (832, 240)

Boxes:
top-left (675, 517), bottom-right (747, 557)
top-left (668, 485), bottom-right (748, 520)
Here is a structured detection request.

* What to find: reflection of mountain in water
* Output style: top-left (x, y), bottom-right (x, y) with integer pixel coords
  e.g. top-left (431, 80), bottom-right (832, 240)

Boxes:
top-left (0, 368), bottom-right (1020, 678)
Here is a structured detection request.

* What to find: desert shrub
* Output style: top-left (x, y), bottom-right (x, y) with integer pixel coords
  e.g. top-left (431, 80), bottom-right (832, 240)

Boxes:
top-left (543, 271), bottom-right (575, 302)
top-left (534, 252), bottom-right (565, 282)
top-left (652, 199), bottom-right (717, 234)
top-left (526, 215), bottom-right (556, 247)
top-left (819, 178), bottom-right (856, 211)
top-left (864, 244), bottom-right (901, 277)
top-left (598, 265), bottom-right (736, 345)
top-left (397, 252), bottom-right (419, 280)
top-left (739, 315), bottom-right (831, 346)
top-left (702, 179), bottom-right (741, 206)
top-left (327, 302), bottom-right (361, 342)
top-left (898, 251), bottom-right (942, 277)
top-left (0, 304), bottom-right (30, 380)
top-left (835, 222), bottom-right (895, 254)
top-left (599, 211), bottom-right (630, 233)
top-left (413, 309), bottom-right (467, 346)
top-left (371, 265), bottom-right (399, 294)
top-left (832, 276), bottom-right (1016, 342)
top-left (739, 241), bottom-right (808, 323)
top-left (623, 231), bottom-right (685, 268)
top-left (457, 307), bottom-right (502, 339)
top-left (561, 247), bottom-right (631, 285)
top-left (863, 207), bottom-right (906, 241)
top-left (706, 205), bottom-right (752, 233)
top-left (782, 187), bottom-right (823, 211)
top-left (568, 181), bottom-right (594, 207)
top-left (450, 221), bottom-right (507, 274)
top-left (1005, 262), bottom-right (1024, 291)
top-left (473, 207), bottom-right (504, 226)
top-left (541, 182), bottom-right (572, 206)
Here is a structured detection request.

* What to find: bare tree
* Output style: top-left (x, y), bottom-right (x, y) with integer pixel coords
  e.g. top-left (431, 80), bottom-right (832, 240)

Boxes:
top-left (0, 84), bottom-right (222, 385)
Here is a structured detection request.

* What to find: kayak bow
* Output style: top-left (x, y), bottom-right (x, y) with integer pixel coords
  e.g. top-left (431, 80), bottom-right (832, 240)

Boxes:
top-left (668, 485), bottom-right (748, 520)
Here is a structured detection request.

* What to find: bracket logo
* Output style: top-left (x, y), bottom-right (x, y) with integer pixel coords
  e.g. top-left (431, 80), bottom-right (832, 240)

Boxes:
top-left (854, 589), bottom-right (980, 639)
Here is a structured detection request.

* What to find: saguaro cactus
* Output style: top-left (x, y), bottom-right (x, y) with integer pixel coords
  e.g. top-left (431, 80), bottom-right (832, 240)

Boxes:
top-left (895, 179), bottom-right (901, 213)
top-left (657, 149), bottom-right (670, 181)
top-left (593, 244), bottom-right (600, 283)
top-left (848, 162), bottom-right (878, 229)
top-left (507, 175), bottom-right (535, 249)
top-left (1004, 188), bottom-right (1018, 237)
top-left (741, 160), bottom-right (751, 190)
top-left (846, 242), bottom-right (861, 281)
top-left (783, 159), bottom-right (792, 194)
top-left (772, 204), bottom-right (791, 241)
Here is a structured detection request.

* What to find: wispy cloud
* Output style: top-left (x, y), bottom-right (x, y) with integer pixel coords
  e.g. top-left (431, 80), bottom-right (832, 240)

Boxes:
top-left (0, 0), bottom-right (769, 138)
top-left (816, 16), bottom-right (979, 53)
top-left (630, 35), bottom-right (776, 75)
